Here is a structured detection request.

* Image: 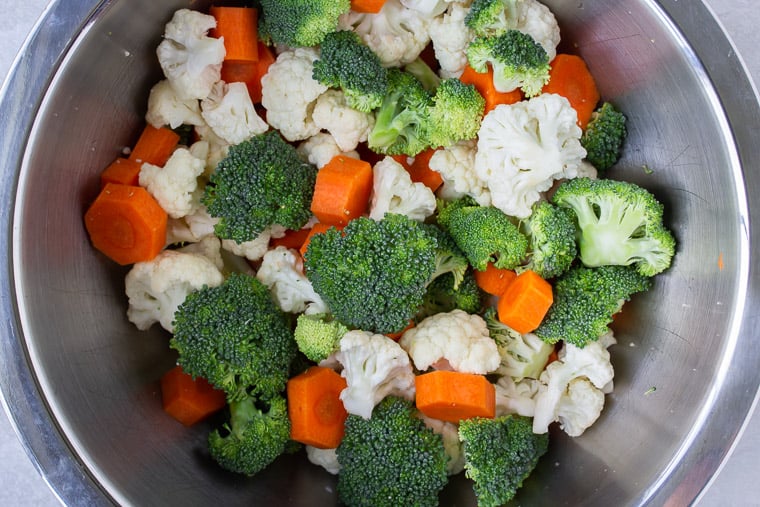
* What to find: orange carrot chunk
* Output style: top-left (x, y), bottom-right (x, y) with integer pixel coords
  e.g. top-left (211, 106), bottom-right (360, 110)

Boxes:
top-left (460, 63), bottom-right (523, 115)
top-left (406, 148), bottom-right (444, 192)
top-left (541, 54), bottom-right (600, 130)
top-left (474, 263), bottom-right (517, 296)
top-left (415, 370), bottom-right (496, 423)
top-left (351, 0), bottom-right (387, 14)
top-left (128, 124), bottom-right (180, 167)
top-left (210, 6), bottom-right (259, 63)
top-left (161, 365), bottom-right (227, 427)
top-left (84, 183), bottom-right (167, 265)
top-left (287, 366), bottom-right (349, 449)
top-left (311, 155), bottom-right (373, 226)
top-left (496, 269), bottom-right (553, 334)
top-left (100, 157), bottom-right (143, 187)
top-left (270, 227), bottom-right (313, 251)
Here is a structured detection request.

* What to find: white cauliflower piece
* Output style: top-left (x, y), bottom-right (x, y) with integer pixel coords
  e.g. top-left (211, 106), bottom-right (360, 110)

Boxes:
top-left (556, 378), bottom-right (605, 437)
top-left (399, 309), bottom-right (500, 374)
top-left (261, 47), bottom-right (328, 142)
top-left (421, 415), bottom-right (465, 476)
top-left (176, 234), bottom-right (224, 271)
top-left (297, 133), bottom-right (360, 169)
top-left (221, 224), bottom-right (287, 262)
top-left (575, 159), bottom-right (599, 180)
top-left (156, 9), bottom-right (226, 101)
top-left (256, 246), bottom-right (328, 315)
top-left (475, 93), bottom-right (586, 219)
top-left (429, 140), bottom-right (491, 205)
top-left (125, 248), bottom-right (223, 332)
top-left (166, 205), bottom-right (219, 245)
top-left (338, 0), bottom-right (432, 67)
top-left (516, 0), bottom-right (561, 62)
top-left (145, 79), bottom-right (205, 129)
top-left (494, 375), bottom-right (540, 417)
top-left (200, 82), bottom-right (268, 145)
top-left (336, 330), bottom-right (416, 419)
top-left (369, 156), bottom-right (436, 222)
top-left (194, 124), bottom-right (231, 176)
top-left (139, 147), bottom-right (206, 219)
top-left (429, 2), bottom-right (475, 78)
top-left (305, 446), bottom-right (340, 475)
top-left (312, 90), bottom-right (375, 152)
top-left (400, 0), bottom-right (452, 16)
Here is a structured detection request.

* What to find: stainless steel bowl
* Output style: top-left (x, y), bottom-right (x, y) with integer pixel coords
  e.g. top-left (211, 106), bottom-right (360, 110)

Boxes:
top-left (2, 0), bottom-right (759, 505)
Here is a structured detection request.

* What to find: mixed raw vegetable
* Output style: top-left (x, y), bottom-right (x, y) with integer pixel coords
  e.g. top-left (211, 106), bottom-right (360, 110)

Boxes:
top-left (83, 0), bottom-right (676, 505)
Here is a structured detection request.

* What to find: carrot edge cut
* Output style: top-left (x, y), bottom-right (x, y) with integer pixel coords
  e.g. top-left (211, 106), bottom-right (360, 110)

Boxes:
top-left (496, 269), bottom-right (553, 334)
top-left (310, 155), bottom-right (374, 227)
top-left (414, 370), bottom-right (496, 424)
top-left (287, 366), bottom-right (348, 449)
top-left (161, 365), bottom-right (227, 427)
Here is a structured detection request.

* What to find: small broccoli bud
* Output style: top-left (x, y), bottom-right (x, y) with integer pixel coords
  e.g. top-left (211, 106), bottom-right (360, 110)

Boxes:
top-left (581, 102), bottom-right (627, 171)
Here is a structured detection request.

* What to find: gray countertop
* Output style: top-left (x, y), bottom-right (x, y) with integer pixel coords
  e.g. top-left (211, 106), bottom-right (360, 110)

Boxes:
top-left (1, 1), bottom-right (758, 506)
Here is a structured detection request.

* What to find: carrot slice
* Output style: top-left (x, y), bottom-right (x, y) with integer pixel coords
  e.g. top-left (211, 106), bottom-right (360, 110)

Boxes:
top-left (474, 263), bottom-right (517, 296)
top-left (270, 227), bottom-right (313, 251)
top-left (287, 366), bottom-right (348, 449)
top-left (460, 63), bottom-right (523, 115)
top-left (496, 269), bottom-right (553, 334)
top-left (310, 155), bottom-right (373, 226)
top-left (84, 183), bottom-right (167, 265)
top-left (100, 157), bottom-right (143, 187)
top-left (415, 370), bottom-right (496, 423)
top-left (161, 365), bottom-right (227, 427)
top-left (406, 148), bottom-right (443, 192)
top-left (541, 54), bottom-right (601, 129)
top-left (128, 124), bottom-right (180, 166)
top-left (222, 41), bottom-right (276, 104)
top-left (210, 6), bottom-right (259, 63)
top-left (351, 0), bottom-right (387, 14)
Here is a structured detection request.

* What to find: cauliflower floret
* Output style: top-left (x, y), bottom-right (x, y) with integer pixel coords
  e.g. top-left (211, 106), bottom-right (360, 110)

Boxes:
top-left (261, 47), bottom-right (329, 142)
top-left (305, 446), bottom-right (341, 475)
top-left (221, 224), bottom-right (287, 262)
top-left (139, 146), bottom-right (206, 219)
top-left (399, 0), bottom-right (453, 16)
top-left (194, 124), bottom-right (231, 176)
top-left (166, 205), bottom-right (219, 245)
top-left (256, 246), bottom-right (328, 315)
top-left (494, 375), bottom-right (540, 417)
top-left (369, 156), bottom-right (436, 222)
top-left (125, 248), bottom-right (224, 332)
top-left (297, 133), bottom-right (360, 169)
top-left (200, 81), bottom-right (268, 145)
top-left (336, 330), bottom-right (416, 419)
top-left (574, 159), bottom-right (599, 180)
top-left (429, 139), bottom-right (491, 205)
top-left (145, 79), bottom-right (205, 129)
top-left (428, 2), bottom-right (475, 78)
top-left (516, 0), bottom-right (561, 62)
top-left (176, 234), bottom-right (224, 271)
top-left (421, 415), bottom-right (465, 476)
top-left (399, 309), bottom-right (500, 374)
top-left (156, 9), bottom-right (226, 101)
top-left (532, 330), bottom-right (616, 435)
top-left (475, 93), bottom-right (586, 219)
top-left (338, 0), bottom-right (432, 67)
top-left (556, 377), bottom-right (605, 437)
top-left (312, 90), bottom-right (375, 152)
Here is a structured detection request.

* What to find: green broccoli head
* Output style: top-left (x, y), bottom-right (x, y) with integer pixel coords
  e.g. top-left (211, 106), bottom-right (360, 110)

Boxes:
top-left (464, 0), bottom-right (519, 37)
top-left (303, 214), bottom-right (438, 334)
top-left (551, 177), bottom-right (677, 276)
top-left (259, 0), bottom-right (351, 47)
top-left (458, 415), bottom-right (549, 507)
top-left (293, 313), bottom-right (348, 362)
top-left (170, 273), bottom-right (297, 401)
top-left (367, 68), bottom-right (433, 156)
top-left (312, 30), bottom-right (389, 112)
top-left (466, 30), bottom-right (550, 97)
top-left (581, 102), bottom-right (628, 171)
top-left (208, 394), bottom-right (291, 476)
top-left (203, 131), bottom-right (317, 243)
top-left (336, 396), bottom-right (449, 507)
top-left (420, 222), bottom-right (470, 290)
top-left (535, 264), bottom-right (652, 347)
top-left (415, 270), bottom-right (485, 323)
top-left (522, 201), bottom-right (577, 279)
top-left (426, 78), bottom-right (486, 149)
top-left (438, 199), bottom-right (528, 272)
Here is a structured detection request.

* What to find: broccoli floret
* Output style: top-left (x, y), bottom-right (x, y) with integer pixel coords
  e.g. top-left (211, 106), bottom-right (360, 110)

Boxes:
top-left (484, 307), bottom-right (554, 380)
top-left (303, 214), bottom-right (438, 334)
top-left (367, 69), bottom-right (433, 156)
top-left (336, 396), bottom-right (448, 507)
top-left (551, 177), bottom-right (677, 276)
top-left (420, 222), bottom-right (470, 290)
top-left (535, 264), bottom-right (651, 347)
top-left (521, 201), bottom-right (577, 279)
top-left (426, 78), bottom-right (486, 149)
top-left (293, 312), bottom-right (349, 362)
top-left (466, 30), bottom-right (550, 97)
top-left (581, 102), bottom-right (627, 171)
top-left (203, 131), bottom-right (317, 243)
top-left (208, 394), bottom-right (291, 475)
top-left (464, 0), bottom-right (519, 37)
top-left (170, 273), bottom-right (297, 401)
top-left (438, 198), bottom-right (528, 271)
top-left (259, 0), bottom-right (350, 48)
top-left (312, 30), bottom-right (389, 112)
top-left (458, 415), bottom-right (549, 507)
top-left (415, 271), bottom-right (485, 323)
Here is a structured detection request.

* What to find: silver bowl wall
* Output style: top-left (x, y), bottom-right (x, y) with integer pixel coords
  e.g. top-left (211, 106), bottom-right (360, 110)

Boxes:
top-left (1, 0), bottom-right (759, 505)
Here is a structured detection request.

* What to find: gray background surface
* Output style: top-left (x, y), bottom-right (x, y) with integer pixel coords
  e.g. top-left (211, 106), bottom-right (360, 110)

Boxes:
top-left (1, 1), bottom-right (758, 505)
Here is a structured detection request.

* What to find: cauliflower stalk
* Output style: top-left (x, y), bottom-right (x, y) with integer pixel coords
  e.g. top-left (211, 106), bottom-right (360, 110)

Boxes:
top-left (494, 375), bottom-right (540, 418)
top-left (256, 246), bottom-right (328, 315)
top-left (139, 145), bottom-right (206, 219)
top-left (306, 446), bottom-right (341, 475)
top-left (200, 81), bottom-right (268, 145)
top-left (369, 157), bottom-right (437, 222)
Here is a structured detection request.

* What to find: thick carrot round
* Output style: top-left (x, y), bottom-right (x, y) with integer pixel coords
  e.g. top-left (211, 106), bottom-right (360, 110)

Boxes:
top-left (474, 263), bottom-right (517, 296)
top-left (351, 0), bottom-right (387, 14)
top-left (415, 370), bottom-right (496, 423)
top-left (310, 155), bottom-right (374, 226)
top-left (541, 54), bottom-right (601, 129)
top-left (84, 183), bottom-right (167, 265)
top-left (460, 63), bottom-right (523, 115)
top-left (210, 6), bottom-right (259, 63)
top-left (287, 366), bottom-right (348, 449)
top-left (496, 269), bottom-right (553, 334)
top-left (406, 148), bottom-right (443, 192)
top-left (161, 365), bottom-right (227, 427)
top-left (100, 157), bottom-right (143, 187)
top-left (128, 124), bottom-right (180, 167)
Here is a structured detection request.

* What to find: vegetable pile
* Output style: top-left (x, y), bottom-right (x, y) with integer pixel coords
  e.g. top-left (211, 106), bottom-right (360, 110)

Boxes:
top-left (83, 1), bottom-right (677, 505)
